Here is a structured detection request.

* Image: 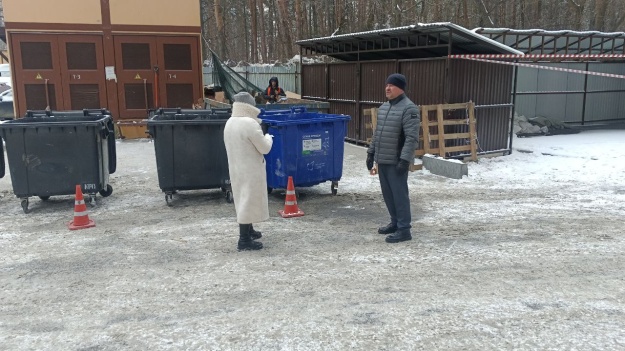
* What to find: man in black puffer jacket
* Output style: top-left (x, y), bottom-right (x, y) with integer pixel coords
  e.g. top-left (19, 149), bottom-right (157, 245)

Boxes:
top-left (366, 73), bottom-right (420, 243)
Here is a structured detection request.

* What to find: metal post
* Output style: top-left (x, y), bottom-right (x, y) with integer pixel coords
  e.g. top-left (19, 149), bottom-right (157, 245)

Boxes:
top-left (508, 64), bottom-right (519, 154)
top-left (445, 29), bottom-right (453, 103)
top-left (582, 61), bottom-right (589, 125)
top-left (298, 46), bottom-right (302, 94)
top-left (356, 61), bottom-right (361, 140)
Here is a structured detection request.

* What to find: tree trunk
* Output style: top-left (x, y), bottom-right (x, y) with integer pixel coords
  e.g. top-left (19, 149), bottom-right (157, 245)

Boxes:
top-left (277, 0), bottom-right (294, 58)
top-left (256, 0), bottom-right (267, 62)
top-left (295, 0), bottom-right (304, 40)
top-left (213, 0), bottom-right (227, 58)
top-left (249, 0), bottom-right (258, 62)
top-left (594, 0), bottom-right (608, 31)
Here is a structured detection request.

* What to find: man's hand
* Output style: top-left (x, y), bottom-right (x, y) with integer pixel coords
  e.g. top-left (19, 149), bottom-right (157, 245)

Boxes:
top-left (366, 152), bottom-right (374, 170)
top-left (261, 122), bottom-right (269, 135)
top-left (396, 159), bottom-right (409, 173)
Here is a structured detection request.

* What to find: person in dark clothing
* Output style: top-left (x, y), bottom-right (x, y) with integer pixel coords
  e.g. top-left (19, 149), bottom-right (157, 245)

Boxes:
top-left (263, 77), bottom-right (286, 103)
top-left (366, 73), bottom-right (420, 243)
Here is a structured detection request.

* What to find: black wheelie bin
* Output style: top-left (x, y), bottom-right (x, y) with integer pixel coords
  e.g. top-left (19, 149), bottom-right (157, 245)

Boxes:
top-left (0, 132), bottom-right (5, 179)
top-left (147, 108), bottom-right (232, 206)
top-left (0, 110), bottom-right (116, 213)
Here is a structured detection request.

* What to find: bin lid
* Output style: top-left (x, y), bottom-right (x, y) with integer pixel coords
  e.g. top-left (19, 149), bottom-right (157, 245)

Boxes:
top-left (259, 108), bottom-right (350, 126)
top-left (0, 114), bottom-right (110, 128)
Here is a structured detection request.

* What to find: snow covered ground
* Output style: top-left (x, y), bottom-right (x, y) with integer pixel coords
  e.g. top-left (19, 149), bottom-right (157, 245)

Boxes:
top-left (0, 129), bottom-right (624, 350)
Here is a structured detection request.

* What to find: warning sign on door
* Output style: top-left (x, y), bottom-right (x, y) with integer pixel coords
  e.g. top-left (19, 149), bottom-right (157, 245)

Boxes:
top-left (134, 74), bottom-right (142, 80)
top-left (35, 73), bottom-right (43, 80)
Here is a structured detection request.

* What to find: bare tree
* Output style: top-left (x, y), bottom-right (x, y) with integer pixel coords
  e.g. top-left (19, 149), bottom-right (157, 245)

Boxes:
top-left (249, 0), bottom-right (258, 62)
top-left (198, 0), bottom-right (625, 62)
top-left (257, 0), bottom-right (267, 62)
top-left (213, 0), bottom-right (227, 58)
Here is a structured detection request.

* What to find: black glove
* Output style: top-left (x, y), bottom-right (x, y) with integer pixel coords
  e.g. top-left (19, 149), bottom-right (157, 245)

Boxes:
top-left (396, 159), bottom-right (409, 173)
top-left (366, 152), bottom-right (374, 170)
top-left (261, 122), bottom-right (269, 135)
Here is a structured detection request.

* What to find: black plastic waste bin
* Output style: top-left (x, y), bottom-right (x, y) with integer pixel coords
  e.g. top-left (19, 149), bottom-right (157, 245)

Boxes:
top-left (26, 109), bottom-right (117, 174)
top-left (0, 113), bottom-right (114, 213)
top-left (0, 133), bottom-right (5, 179)
top-left (147, 109), bottom-right (231, 205)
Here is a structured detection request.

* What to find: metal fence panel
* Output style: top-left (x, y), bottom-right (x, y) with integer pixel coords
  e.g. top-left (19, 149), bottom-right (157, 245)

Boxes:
top-left (328, 63), bottom-right (357, 101)
top-left (360, 61), bottom-right (396, 103)
top-left (515, 62), bottom-right (625, 124)
top-left (203, 64), bottom-right (301, 94)
top-left (400, 59), bottom-right (446, 105)
top-left (302, 64), bottom-right (327, 99)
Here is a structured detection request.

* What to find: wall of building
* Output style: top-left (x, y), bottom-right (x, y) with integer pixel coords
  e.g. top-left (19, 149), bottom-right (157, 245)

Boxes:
top-left (4, 0), bottom-right (102, 24)
top-left (3, 0), bottom-right (203, 122)
top-left (110, 0), bottom-right (200, 27)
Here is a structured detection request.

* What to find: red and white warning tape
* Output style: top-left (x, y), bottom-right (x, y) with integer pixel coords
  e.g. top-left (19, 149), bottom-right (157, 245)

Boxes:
top-left (451, 56), bottom-right (625, 79)
top-left (448, 54), bottom-right (625, 60)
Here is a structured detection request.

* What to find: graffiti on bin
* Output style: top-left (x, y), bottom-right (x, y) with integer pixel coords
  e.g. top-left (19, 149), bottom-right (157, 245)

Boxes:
top-left (306, 161), bottom-right (326, 171)
top-left (273, 158), bottom-right (285, 177)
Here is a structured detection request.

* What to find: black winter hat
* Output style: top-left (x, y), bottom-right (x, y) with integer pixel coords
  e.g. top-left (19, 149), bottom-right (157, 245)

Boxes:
top-left (269, 77), bottom-right (279, 85)
top-left (385, 73), bottom-right (406, 90)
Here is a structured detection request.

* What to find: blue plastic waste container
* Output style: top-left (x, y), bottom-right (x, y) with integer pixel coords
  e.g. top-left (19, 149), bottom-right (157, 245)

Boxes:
top-left (260, 107), bottom-right (350, 195)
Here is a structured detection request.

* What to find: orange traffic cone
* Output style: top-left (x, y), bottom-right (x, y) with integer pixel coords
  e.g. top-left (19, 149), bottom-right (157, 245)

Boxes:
top-left (279, 176), bottom-right (304, 218)
top-left (69, 185), bottom-right (95, 230)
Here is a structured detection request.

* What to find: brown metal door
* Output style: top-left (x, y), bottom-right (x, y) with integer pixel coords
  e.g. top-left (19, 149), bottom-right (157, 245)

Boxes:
top-left (156, 36), bottom-right (201, 109)
top-left (58, 35), bottom-right (107, 110)
top-left (114, 36), bottom-right (158, 119)
top-left (10, 34), bottom-right (64, 117)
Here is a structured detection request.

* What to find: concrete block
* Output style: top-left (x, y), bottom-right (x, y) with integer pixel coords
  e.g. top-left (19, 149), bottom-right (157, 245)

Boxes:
top-left (422, 154), bottom-right (468, 179)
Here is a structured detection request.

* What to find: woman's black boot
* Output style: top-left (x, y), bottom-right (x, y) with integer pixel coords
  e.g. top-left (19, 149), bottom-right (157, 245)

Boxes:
top-left (238, 224), bottom-right (263, 251)
top-left (249, 224), bottom-right (262, 240)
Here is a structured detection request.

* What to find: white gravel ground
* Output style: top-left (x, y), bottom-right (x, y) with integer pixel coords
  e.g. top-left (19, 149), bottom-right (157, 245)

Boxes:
top-left (1, 131), bottom-right (624, 350)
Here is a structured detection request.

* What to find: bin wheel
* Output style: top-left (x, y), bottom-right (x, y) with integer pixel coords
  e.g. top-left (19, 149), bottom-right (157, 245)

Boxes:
top-left (39, 196), bottom-right (50, 201)
top-left (267, 187), bottom-right (273, 194)
top-left (165, 193), bottom-right (173, 206)
top-left (226, 191), bottom-right (234, 203)
top-left (99, 185), bottom-right (113, 197)
top-left (331, 182), bottom-right (338, 196)
top-left (21, 198), bottom-right (30, 214)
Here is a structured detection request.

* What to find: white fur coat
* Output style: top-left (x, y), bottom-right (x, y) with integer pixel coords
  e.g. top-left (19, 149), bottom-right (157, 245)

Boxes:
top-left (224, 102), bottom-right (273, 224)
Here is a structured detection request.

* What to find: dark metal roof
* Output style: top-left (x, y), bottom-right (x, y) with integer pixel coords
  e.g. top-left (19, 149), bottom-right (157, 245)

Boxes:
top-left (474, 27), bottom-right (625, 55)
top-left (296, 22), bottom-right (522, 61)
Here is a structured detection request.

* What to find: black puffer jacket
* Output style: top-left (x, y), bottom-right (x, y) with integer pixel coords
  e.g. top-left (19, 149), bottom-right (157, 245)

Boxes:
top-left (367, 94), bottom-right (420, 165)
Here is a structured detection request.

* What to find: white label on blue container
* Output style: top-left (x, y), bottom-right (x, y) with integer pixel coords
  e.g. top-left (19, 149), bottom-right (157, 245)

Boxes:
top-left (303, 138), bottom-right (322, 152)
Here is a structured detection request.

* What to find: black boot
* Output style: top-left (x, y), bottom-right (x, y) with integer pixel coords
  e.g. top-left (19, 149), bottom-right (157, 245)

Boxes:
top-left (238, 224), bottom-right (263, 251)
top-left (249, 224), bottom-right (262, 240)
top-left (385, 228), bottom-right (412, 243)
top-left (378, 223), bottom-right (397, 234)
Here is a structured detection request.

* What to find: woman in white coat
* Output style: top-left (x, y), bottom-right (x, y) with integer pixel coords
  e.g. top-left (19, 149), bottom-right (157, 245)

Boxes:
top-left (224, 92), bottom-right (273, 250)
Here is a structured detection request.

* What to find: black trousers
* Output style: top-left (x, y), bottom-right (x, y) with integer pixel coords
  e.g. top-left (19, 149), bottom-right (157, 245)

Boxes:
top-left (378, 164), bottom-right (411, 230)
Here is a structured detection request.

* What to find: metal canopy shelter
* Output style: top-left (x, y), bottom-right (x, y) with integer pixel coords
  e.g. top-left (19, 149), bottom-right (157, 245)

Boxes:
top-left (297, 22), bottom-right (522, 61)
top-left (474, 27), bottom-right (625, 58)
top-left (296, 23), bottom-right (521, 155)
top-left (474, 28), bottom-right (625, 126)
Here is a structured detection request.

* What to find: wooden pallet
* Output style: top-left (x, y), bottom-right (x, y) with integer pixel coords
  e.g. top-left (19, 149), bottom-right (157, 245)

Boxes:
top-left (417, 101), bottom-right (477, 162)
top-left (364, 107), bottom-right (378, 144)
top-left (366, 102), bottom-right (477, 171)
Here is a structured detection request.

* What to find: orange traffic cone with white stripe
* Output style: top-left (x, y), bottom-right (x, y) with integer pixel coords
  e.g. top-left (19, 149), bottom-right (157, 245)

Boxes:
top-left (69, 185), bottom-right (95, 230)
top-left (279, 176), bottom-right (304, 218)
